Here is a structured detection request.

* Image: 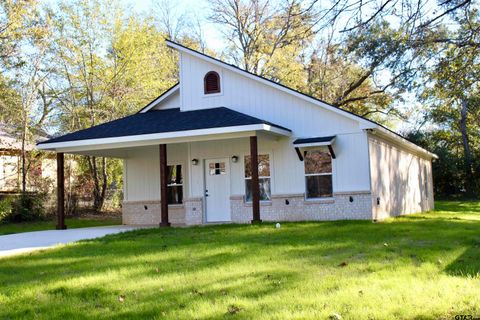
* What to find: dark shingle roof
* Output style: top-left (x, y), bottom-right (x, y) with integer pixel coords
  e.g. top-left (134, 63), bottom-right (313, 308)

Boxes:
top-left (39, 107), bottom-right (290, 145)
top-left (293, 136), bottom-right (335, 145)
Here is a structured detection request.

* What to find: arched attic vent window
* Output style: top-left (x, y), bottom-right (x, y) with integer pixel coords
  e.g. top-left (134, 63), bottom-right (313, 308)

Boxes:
top-left (204, 71), bottom-right (220, 94)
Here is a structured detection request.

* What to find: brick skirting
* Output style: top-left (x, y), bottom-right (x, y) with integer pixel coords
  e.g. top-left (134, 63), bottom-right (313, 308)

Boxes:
top-left (122, 192), bottom-right (372, 225)
top-left (122, 198), bottom-right (203, 226)
top-left (230, 192), bottom-right (372, 223)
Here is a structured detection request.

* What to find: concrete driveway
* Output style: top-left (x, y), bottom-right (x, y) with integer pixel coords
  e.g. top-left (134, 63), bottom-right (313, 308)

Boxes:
top-left (0, 225), bottom-right (142, 258)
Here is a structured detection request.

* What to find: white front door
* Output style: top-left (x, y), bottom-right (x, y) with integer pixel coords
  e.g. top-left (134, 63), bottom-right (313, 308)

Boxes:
top-left (205, 158), bottom-right (231, 222)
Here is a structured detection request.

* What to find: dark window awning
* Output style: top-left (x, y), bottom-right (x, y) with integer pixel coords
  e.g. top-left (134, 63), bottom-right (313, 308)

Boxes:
top-left (293, 136), bottom-right (336, 147)
top-left (293, 136), bottom-right (336, 160)
top-left (37, 107), bottom-right (291, 153)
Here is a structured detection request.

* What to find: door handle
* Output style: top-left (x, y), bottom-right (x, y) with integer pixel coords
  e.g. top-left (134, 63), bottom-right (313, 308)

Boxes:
top-left (205, 190), bottom-right (209, 197)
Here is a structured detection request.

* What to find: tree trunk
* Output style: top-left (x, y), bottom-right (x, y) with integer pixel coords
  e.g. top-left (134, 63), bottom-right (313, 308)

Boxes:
top-left (87, 156), bottom-right (108, 212)
top-left (100, 157), bottom-right (108, 209)
top-left (459, 99), bottom-right (475, 197)
top-left (20, 122), bottom-right (27, 194)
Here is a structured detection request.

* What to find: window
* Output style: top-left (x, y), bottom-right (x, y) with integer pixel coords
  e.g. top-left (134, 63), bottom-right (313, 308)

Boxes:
top-left (304, 149), bottom-right (332, 198)
top-left (204, 71), bottom-right (220, 94)
top-left (167, 165), bottom-right (183, 204)
top-left (244, 154), bottom-right (271, 202)
top-left (209, 162), bottom-right (226, 175)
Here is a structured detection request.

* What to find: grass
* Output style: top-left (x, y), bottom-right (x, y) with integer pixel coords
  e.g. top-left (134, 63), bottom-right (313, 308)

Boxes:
top-left (0, 216), bottom-right (122, 235)
top-left (0, 201), bottom-right (479, 319)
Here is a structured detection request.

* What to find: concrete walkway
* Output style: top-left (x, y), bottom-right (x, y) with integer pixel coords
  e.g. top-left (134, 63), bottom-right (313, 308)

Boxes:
top-left (0, 225), bottom-right (142, 258)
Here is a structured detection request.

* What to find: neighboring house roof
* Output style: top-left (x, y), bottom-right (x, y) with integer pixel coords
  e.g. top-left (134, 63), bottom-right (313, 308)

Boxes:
top-left (38, 107), bottom-right (291, 145)
top-left (0, 125), bottom-right (48, 151)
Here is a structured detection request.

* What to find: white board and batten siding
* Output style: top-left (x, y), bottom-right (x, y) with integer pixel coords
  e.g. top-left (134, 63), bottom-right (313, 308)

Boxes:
top-left (179, 53), bottom-right (362, 137)
top-left (368, 133), bottom-right (434, 220)
top-left (155, 90), bottom-right (180, 110)
top-left (123, 144), bottom-right (188, 202)
top-left (180, 52), bottom-right (371, 192)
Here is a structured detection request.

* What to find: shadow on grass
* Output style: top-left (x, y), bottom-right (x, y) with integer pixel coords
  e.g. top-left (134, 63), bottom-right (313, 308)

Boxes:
top-left (445, 239), bottom-right (480, 277)
top-left (434, 200), bottom-right (480, 214)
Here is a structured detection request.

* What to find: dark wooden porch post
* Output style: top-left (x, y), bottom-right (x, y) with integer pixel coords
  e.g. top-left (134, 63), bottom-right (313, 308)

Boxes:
top-left (56, 152), bottom-right (66, 230)
top-left (159, 144), bottom-right (170, 227)
top-left (250, 136), bottom-right (261, 223)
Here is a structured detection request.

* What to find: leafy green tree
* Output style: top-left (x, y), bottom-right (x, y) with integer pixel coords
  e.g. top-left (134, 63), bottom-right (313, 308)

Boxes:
top-left (207, 0), bottom-right (398, 121)
top-left (303, 42), bottom-right (393, 122)
top-left (47, 0), bottom-right (180, 211)
top-left (415, 7), bottom-right (480, 197)
top-left (0, 0), bottom-right (43, 67)
top-left (0, 0), bottom-right (54, 194)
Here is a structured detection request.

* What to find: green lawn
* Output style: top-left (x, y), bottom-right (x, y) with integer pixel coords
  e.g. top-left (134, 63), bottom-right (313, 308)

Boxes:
top-left (0, 201), bottom-right (479, 319)
top-left (0, 217), bottom-right (122, 235)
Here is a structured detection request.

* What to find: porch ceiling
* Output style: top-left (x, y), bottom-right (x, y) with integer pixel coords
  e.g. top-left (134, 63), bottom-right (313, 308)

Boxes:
top-left (37, 107), bottom-right (291, 157)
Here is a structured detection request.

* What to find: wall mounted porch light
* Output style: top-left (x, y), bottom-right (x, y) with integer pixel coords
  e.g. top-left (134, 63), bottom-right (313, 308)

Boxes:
top-left (191, 158), bottom-right (199, 165)
top-left (231, 155), bottom-right (239, 163)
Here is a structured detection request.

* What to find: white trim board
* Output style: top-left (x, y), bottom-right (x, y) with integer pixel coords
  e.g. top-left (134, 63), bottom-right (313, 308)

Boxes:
top-left (368, 128), bottom-right (438, 160)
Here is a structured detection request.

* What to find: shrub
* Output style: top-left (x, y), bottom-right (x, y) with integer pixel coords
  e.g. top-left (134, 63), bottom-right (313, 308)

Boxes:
top-left (9, 193), bottom-right (47, 222)
top-left (0, 198), bottom-right (12, 224)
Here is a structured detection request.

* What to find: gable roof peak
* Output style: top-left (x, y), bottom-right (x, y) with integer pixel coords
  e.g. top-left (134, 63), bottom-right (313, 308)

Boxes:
top-left (165, 39), bottom-right (376, 128)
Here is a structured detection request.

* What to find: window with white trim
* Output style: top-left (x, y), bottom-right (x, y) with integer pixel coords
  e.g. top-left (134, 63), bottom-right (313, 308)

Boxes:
top-left (304, 149), bottom-right (333, 198)
top-left (167, 165), bottom-right (183, 204)
top-left (244, 154), bottom-right (271, 202)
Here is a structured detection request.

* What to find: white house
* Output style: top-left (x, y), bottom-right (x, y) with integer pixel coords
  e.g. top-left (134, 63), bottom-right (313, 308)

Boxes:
top-left (37, 40), bottom-right (437, 228)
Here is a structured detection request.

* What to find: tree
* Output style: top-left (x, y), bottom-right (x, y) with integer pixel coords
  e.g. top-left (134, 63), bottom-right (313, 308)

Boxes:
top-left (0, 1), bottom-right (54, 194)
top-left (47, 0), bottom-right (179, 211)
top-left (303, 41), bottom-right (393, 121)
top-left (310, 0), bottom-right (476, 118)
top-left (207, 0), bottom-right (402, 121)
top-left (209, 0), bottom-right (317, 75)
top-left (417, 6), bottom-right (480, 197)
top-left (0, 0), bottom-right (42, 67)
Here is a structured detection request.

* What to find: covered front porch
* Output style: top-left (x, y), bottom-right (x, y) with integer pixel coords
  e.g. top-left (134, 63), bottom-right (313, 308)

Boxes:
top-left (122, 136), bottom-right (280, 226)
top-left (37, 107), bottom-right (292, 228)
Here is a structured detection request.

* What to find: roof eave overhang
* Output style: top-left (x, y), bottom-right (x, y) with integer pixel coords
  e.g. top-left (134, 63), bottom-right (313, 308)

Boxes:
top-left (368, 127), bottom-right (438, 160)
top-left (37, 124), bottom-right (291, 153)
